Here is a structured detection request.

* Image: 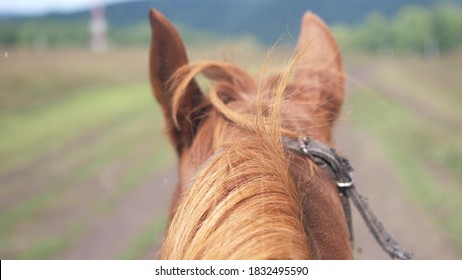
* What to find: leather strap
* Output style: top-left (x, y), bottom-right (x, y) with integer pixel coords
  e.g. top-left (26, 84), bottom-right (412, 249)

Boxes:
top-left (282, 136), bottom-right (413, 260)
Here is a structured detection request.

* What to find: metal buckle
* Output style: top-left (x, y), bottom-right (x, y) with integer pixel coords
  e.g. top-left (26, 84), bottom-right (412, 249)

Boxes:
top-left (296, 137), bottom-right (354, 189)
top-left (337, 178), bottom-right (354, 188)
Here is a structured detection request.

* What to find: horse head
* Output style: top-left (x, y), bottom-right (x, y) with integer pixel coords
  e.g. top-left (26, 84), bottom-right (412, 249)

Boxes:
top-left (149, 8), bottom-right (351, 259)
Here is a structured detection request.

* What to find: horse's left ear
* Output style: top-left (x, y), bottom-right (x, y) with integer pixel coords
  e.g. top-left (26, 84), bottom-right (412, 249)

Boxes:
top-left (149, 9), bottom-right (207, 155)
top-left (294, 11), bottom-right (344, 125)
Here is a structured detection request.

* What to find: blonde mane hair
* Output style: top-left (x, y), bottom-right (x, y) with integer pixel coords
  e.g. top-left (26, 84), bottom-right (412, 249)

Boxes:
top-left (159, 58), bottom-right (316, 259)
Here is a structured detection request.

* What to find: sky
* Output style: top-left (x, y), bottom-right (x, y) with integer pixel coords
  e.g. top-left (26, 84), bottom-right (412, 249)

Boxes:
top-left (0, 0), bottom-right (134, 15)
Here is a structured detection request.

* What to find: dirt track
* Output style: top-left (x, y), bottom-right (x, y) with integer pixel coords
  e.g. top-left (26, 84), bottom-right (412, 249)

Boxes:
top-left (58, 167), bottom-right (177, 259)
top-left (335, 121), bottom-right (461, 259)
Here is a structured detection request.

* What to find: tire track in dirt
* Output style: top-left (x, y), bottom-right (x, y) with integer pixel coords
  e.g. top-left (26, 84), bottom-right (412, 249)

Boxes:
top-left (349, 64), bottom-right (462, 130)
top-left (58, 166), bottom-right (177, 259)
top-left (335, 120), bottom-right (461, 259)
top-left (344, 63), bottom-right (462, 259)
top-left (0, 109), bottom-right (147, 211)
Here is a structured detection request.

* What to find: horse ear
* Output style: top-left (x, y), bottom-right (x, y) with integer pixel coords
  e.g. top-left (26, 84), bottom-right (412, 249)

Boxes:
top-left (295, 11), bottom-right (344, 124)
top-left (149, 9), bottom-right (207, 154)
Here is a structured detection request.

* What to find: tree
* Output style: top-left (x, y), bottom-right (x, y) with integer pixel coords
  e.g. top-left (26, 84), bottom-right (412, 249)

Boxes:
top-left (392, 6), bottom-right (434, 55)
top-left (359, 12), bottom-right (391, 53)
top-left (433, 5), bottom-right (462, 52)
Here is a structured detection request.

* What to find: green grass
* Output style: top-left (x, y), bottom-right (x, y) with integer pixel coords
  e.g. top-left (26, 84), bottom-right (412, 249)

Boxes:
top-left (0, 58), bottom-right (174, 258)
top-left (355, 55), bottom-right (462, 181)
top-left (20, 236), bottom-right (70, 259)
top-left (0, 49), bottom-right (150, 111)
top-left (0, 81), bottom-right (160, 223)
top-left (118, 215), bottom-right (168, 260)
top-left (0, 115), bottom-right (153, 234)
top-left (344, 52), bottom-right (462, 252)
top-left (350, 88), bottom-right (462, 249)
top-left (0, 83), bottom-right (155, 172)
top-left (379, 56), bottom-right (462, 113)
top-left (96, 147), bottom-right (173, 214)
top-left (13, 222), bottom-right (85, 260)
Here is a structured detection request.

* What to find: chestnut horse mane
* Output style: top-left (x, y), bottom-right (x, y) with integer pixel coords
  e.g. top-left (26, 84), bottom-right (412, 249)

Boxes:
top-left (159, 56), bottom-right (328, 259)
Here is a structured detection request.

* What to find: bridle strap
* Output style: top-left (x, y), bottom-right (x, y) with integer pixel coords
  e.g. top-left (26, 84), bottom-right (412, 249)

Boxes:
top-left (340, 190), bottom-right (354, 246)
top-left (281, 136), bottom-right (413, 260)
top-left (346, 186), bottom-right (412, 260)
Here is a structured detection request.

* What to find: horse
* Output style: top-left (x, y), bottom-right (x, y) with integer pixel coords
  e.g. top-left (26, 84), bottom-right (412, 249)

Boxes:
top-left (148, 8), bottom-right (352, 259)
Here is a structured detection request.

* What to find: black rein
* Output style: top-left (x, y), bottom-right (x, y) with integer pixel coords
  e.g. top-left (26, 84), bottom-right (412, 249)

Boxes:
top-left (281, 136), bottom-right (413, 260)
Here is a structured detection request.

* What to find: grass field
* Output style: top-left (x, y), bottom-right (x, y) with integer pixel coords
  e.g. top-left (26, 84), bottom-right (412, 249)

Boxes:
top-left (0, 49), bottom-right (174, 259)
top-left (345, 52), bottom-right (462, 249)
top-left (0, 46), bottom-right (461, 259)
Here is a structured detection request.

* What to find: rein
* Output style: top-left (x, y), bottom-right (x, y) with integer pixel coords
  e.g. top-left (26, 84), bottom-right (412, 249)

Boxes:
top-left (282, 136), bottom-right (413, 260)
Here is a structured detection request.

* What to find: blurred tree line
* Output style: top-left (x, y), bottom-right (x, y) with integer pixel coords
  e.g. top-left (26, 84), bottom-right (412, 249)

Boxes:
top-left (1, 3), bottom-right (461, 55)
top-left (334, 4), bottom-right (462, 56)
top-left (0, 19), bottom-right (88, 49)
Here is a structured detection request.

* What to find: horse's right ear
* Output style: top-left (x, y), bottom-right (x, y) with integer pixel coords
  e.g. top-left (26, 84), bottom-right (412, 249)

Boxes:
top-left (294, 12), bottom-right (344, 126)
top-left (149, 9), bottom-right (206, 155)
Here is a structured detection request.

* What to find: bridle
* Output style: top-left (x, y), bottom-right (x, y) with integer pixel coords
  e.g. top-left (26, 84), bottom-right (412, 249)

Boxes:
top-left (282, 136), bottom-right (413, 260)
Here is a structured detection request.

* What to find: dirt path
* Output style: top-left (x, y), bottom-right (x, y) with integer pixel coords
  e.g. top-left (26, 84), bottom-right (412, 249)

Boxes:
top-left (349, 64), bottom-right (462, 130)
top-left (337, 64), bottom-right (462, 259)
top-left (58, 166), bottom-right (177, 259)
top-left (0, 109), bottom-right (142, 212)
top-left (335, 120), bottom-right (461, 259)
